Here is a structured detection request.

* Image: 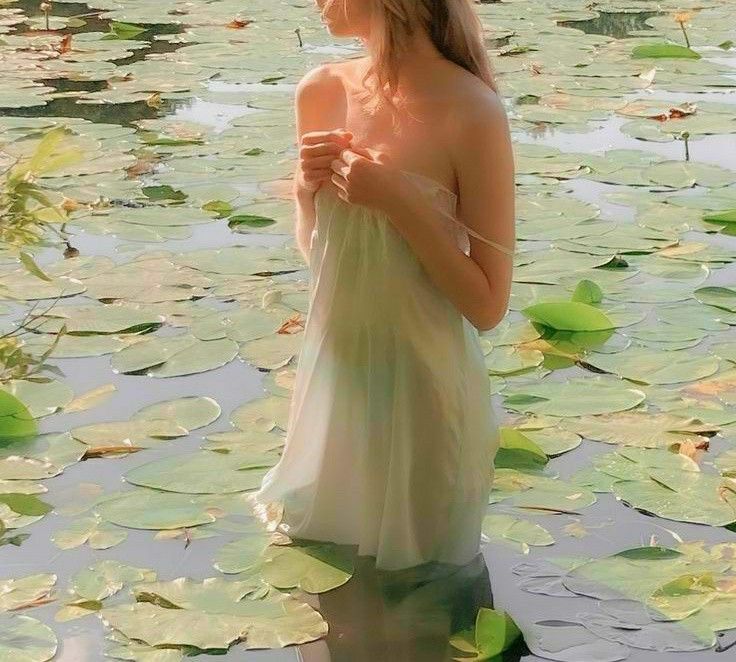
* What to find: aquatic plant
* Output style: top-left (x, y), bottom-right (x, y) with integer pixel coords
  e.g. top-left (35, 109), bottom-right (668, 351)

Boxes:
top-left (0, 126), bottom-right (82, 248)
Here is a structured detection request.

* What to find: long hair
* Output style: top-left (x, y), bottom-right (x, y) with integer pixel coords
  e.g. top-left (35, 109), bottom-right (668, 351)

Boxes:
top-left (325, 0), bottom-right (498, 125)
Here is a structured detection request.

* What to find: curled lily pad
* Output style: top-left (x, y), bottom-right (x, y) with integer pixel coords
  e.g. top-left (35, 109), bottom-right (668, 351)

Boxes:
top-left (0, 573), bottom-right (56, 611)
top-left (100, 576), bottom-right (328, 650)
top-left (449, 607), bottom-right (522, 660)
top-left (71, 560), bottom-right (156, 602)
top-left (522, 301), bottom-right (615, 332)
top-left (71, 419), bottom-right (188, 452)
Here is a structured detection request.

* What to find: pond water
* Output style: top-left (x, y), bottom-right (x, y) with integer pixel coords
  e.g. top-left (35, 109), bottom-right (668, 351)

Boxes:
top-left (1, 2), bottom-right (736, 662)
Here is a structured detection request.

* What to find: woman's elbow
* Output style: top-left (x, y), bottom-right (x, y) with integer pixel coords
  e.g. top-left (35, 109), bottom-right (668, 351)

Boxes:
top-left (471, 310), bottom-right (504, 333)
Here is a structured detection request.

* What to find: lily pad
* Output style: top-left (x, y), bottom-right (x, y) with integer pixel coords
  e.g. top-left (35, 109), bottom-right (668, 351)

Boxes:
top-left (100, 577), bottom-right (327, 650)
top-left (0, 614), bottom-right (57, 661)
top-left (259, 542), bottom-right (355, 593)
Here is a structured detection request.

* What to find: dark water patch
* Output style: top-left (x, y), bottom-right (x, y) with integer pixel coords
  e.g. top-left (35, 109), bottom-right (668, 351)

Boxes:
top-left (12, 0), bottom-right (110, 34)
top-left (40, 77), bottom-right (107, 94)
top-left (13, 0), bottom-right (185, 36)
top-left (0, 97), bottom-right (170, 125)
top-left (112, 35), bottom-right (184, 66)
top-left (9, 0), bottom-right (187, 84)
top-left (559, 10), bottom-right (664, 39)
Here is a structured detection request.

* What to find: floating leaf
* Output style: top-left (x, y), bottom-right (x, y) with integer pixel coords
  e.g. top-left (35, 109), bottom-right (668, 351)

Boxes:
top-left (0, 494), bottom-right (52, 517)
top-left (0, 574), bottom-right (56, 611)
top-left (450, 607), bottom-right (521, 661)
top-left (0, 614), bottom-right (57, 661)
top-left (131, 396), bottom-right (221, 431)
top-left (259, 542), bottom-right (354, 593)
top-left (482, 513), bottom-right (554, 549)
top-left (522, 301), bottom-right (615, 332)
top-left (124, 450), bottom-right (273, 494)
top-left (632, 43), bottom-right (701, 59)
top-left (96, 490), bottom-right (218, 530)
top-left (0, 391), bottom-right (37, 440)
top-left (100, 577), bottom-right (327, 650)
top-left (214, 534), bottom-right (274, 574)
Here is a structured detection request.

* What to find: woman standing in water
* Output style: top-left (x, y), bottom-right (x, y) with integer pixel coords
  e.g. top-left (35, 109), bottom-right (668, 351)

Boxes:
top-left (249, 0), bottom-right (515, 572)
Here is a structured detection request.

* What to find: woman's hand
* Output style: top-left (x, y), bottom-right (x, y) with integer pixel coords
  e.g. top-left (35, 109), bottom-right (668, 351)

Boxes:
top-left (329, 146), bottom-right (413, 214)
top-left (297, 129), bottom-right (353, 193)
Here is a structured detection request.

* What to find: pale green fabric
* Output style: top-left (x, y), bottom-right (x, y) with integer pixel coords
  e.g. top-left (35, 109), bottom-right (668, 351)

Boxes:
top-left (249, 170), bottom-right (500, 571)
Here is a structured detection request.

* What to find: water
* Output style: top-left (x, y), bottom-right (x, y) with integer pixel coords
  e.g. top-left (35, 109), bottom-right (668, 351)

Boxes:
top-left (1, 3), bottom-right (736, 661)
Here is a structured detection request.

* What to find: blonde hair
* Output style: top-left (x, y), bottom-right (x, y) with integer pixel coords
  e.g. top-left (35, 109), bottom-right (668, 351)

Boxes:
top-left (325, 0), bottom-right (498, 125)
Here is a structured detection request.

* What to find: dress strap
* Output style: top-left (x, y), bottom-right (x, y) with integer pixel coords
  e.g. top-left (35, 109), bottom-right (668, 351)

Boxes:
top-left (454, 220), bottom-right (515, 256)
top-left (400, 168), bottom-right (515, 257)
top-left (438, 208), bottom-right (515, 257)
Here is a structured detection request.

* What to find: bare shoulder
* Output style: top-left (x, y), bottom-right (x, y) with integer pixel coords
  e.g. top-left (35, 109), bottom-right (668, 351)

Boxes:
top-left (295, 62), bottom-right (342, 99)
top-left (451, 81), bottom-right (508, 135)
top-left (296, 56), bottom-right (367, 91)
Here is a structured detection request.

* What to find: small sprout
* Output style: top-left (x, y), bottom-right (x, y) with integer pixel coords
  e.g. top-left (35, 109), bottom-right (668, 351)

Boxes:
top-left (678, 130), bottom-right (691, 161)
top-left (673, 11), bottom-right (692, 48)
top-left (40, 1), bottom-right (51, 30)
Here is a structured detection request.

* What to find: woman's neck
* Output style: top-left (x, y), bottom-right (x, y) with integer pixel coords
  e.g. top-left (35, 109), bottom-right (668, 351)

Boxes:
top-left (362, 28), bottom-right (447, 94)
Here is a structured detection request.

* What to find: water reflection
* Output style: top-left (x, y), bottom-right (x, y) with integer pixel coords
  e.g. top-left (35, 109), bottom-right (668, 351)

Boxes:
top-left (300, 552), bottom-right (515, 662)
top-left (558, 11), bottom-right (663, 39)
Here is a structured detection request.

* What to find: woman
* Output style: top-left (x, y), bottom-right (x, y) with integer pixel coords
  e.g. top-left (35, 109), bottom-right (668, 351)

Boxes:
top-left (249, 0), bottom-right (515, 572)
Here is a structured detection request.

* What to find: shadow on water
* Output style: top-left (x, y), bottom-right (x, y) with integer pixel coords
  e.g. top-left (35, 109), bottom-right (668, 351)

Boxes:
top-left (1, 0), bottom-right (186, 123)
top-left (300, 552), bottom-right (526, 662)
top-left (558, 10), bottom-right (664, 39)
top-left (0, 98), bottom-right (170, 125)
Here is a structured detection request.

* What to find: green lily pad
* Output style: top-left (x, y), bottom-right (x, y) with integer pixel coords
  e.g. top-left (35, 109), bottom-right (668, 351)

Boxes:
top-left (124, 450), bottom-right (273, 494)
top-left (0, 574), bottom-right (56, 612)
top-left (482, 513), bottom-right (555, 549)
top-left (100, 576), bottom-right (327, 650)
top-left (95, 490), bottom-right (218, 530)
top-left (214, 534), bottom-right (274, 575)
top-left (259, 542), bottom-right (355, 594)
top-left (632, 43), bottom-right (701, 59)
top-left (503, 376), bottom-right (646, 417)
top-left (0, 391), bottom-right (37, 440)
top-left (449, 607), bottom-right (522, 661)
top-left (613, 469), bottom-right (736, 526)
top-left (131, 396), bottom-right (221, 431)
top-left (0, 614), bottom-right (57, 661)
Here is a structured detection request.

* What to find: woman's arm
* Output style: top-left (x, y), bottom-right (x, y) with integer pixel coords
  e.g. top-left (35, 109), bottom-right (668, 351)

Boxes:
top-left (386, 93), bottom-right (515, 331)
top-left (292, 65), bottom-right (350, 264)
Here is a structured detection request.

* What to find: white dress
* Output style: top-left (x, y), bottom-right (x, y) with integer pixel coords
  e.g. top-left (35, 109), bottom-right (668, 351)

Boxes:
top-left (248, 169), bottom-right (507, 571)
